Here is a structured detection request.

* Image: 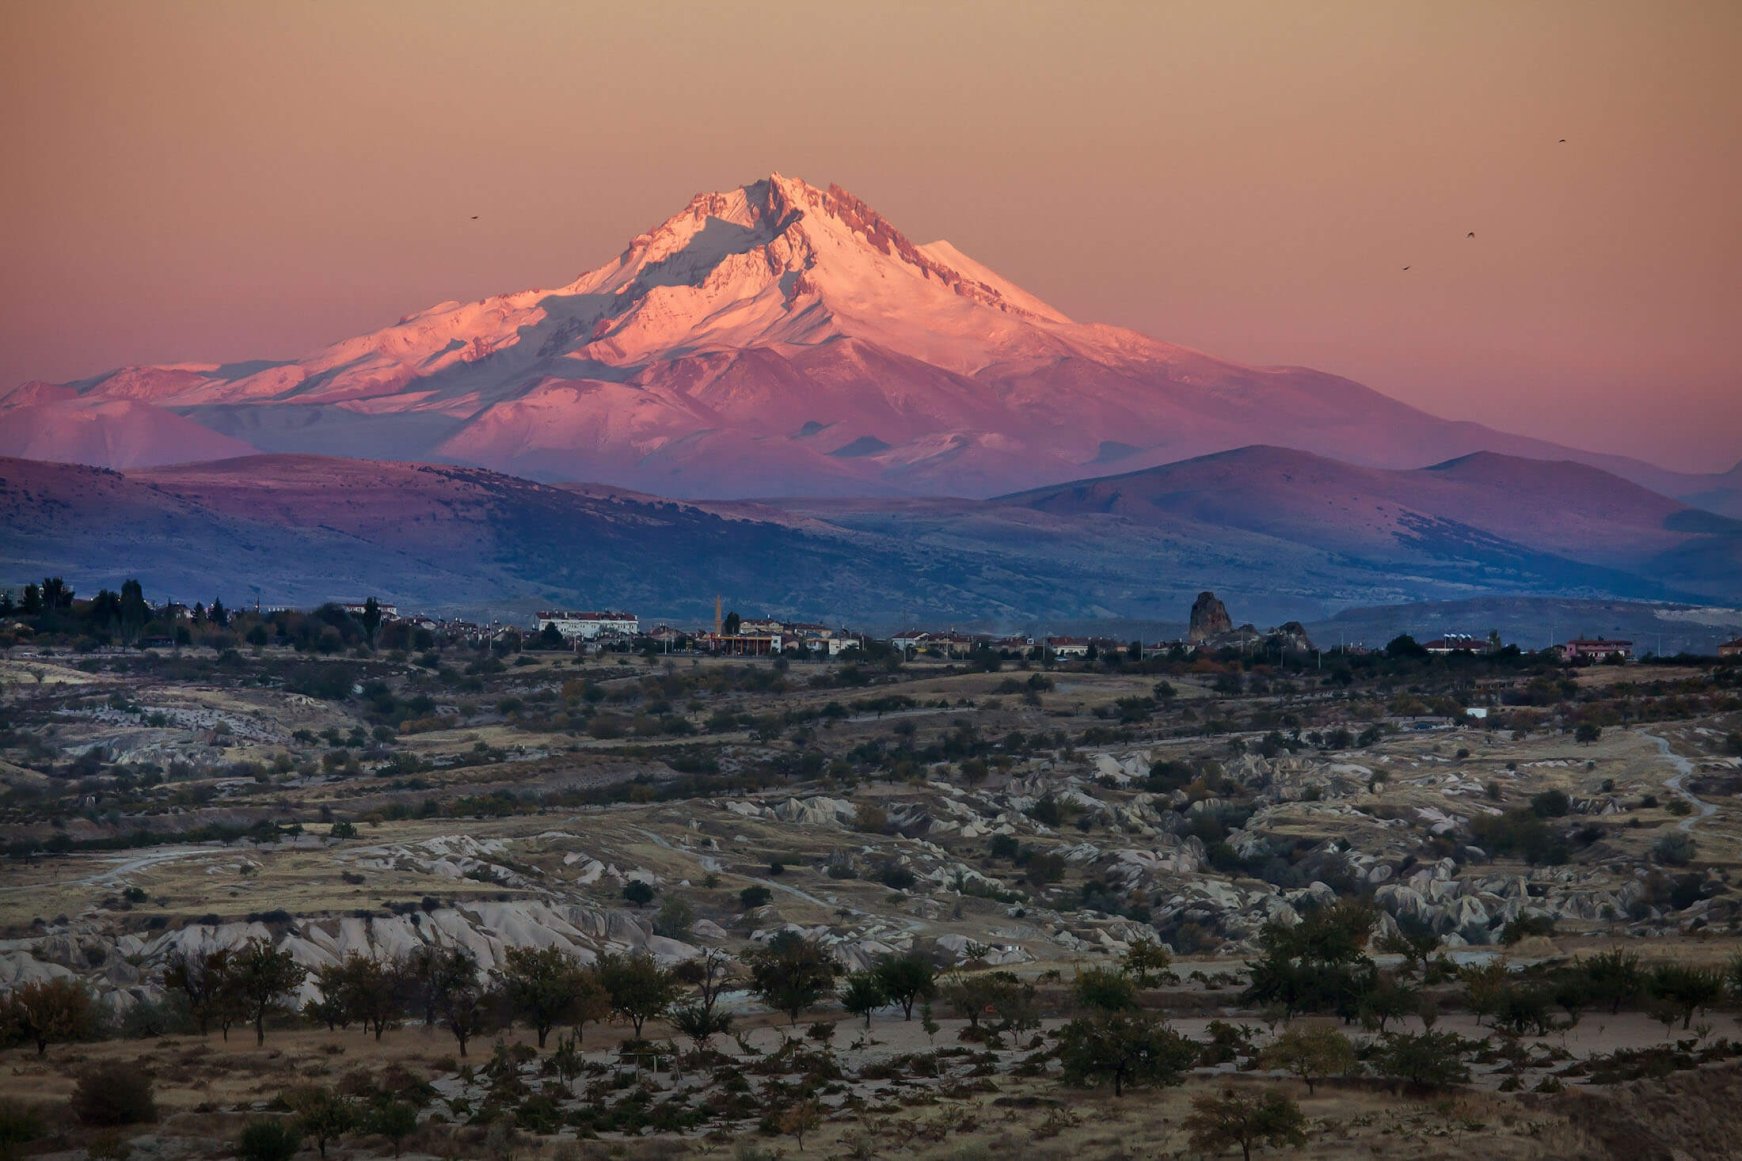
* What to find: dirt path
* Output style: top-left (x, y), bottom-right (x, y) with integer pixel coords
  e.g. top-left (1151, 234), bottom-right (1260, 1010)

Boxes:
top-left (0, 844), bottom-right (221, 892)
top-left (1646, 732), bottom-right (1715, 832)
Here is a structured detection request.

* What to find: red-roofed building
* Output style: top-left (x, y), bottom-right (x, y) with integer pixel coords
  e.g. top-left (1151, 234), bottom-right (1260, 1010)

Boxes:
top-left (1559, 637), bottom-right (1632, 663)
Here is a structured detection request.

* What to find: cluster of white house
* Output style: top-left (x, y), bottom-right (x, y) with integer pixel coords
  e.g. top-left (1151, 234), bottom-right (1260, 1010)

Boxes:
top-left (533, 610), bottom-right (641, 640)
top-left (531, 610), bottom-right (863, 657)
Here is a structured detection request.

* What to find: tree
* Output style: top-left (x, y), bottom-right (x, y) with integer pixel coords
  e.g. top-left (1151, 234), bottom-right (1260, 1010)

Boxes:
top-left (1458, 960), bottom-right (1512, 1027)
top-left (776, 1099), bottom-right (821, 1151)
top-left (670, 999), bottom-right (734, 1049)
top-left (224, 938), bottom-right (306, 1046)
top-left (654, 896), bottom-right (694, 939)
top-left (397, 946), bottom-right (444, 1030)
top-left (1370, 1030), bottom-right (1472, 1088)
top-left (746, 932), bottom-right (842, 1026)
top-left (840, 970), bottom-right (889, 1029)
top-left (3, 977), bottom-right (95, 1055)
top-left (1575, 722), bottom-right (1602, 744)
top-left (943, 970), bottom-right (1039, 1042)
top-left (1057, 1011), bottom-right (1197, 1097)
top-left (1582, 949), bottom-right (1643, 1014)
top-left (331, 954), bottom-right (400, 1040)
top-left (1184, 1088), bottom-right (1308, 1161)
top-left (1242, 900), bottom-right (1378, 1019)
top-left (1260, 1024), bottom-right (1356, 1094)
top-left (20, 583), bottom-right (41, 615)
top-left (1377, 922), bottom-right (1441, 979)
top-left (40, 577), bottom-right (72, 611)
top-left (361, 597), bottom-right (382, 649)
top-left (1121, 937), bottom-right (1175, 987)
top-left (1355, 971), bottom-right (1418, 1033)
top-left (1385, 634), bottom-right (1428, 659)
top-left (163, 948), bottom-right (237, 1037)
top-left (622, 880), bottom-right (656, 908)
top-left (369, 1100), bottom-right (419, 1159)
top-left (119, 578), bottom-right (149, 644)
top-left (308, 963), bottom-right (354, 1032)
top-left (539, 621), bottom-right (565, 649)
top-left (670, 947), bottom-right (735, 1046)
top-left (872, 952), bottom-right (937, 1020)
top-left (426, 946), bottom-right (494, 1056)
top-left (1649, 964), bottom-right (1725, 1030)
top-left (723, 611), bottom-right (742, 636)
top-left (597, 951), bottom-right (679, 1038)
top-left (237, 1119), bottom-right (302, 1161)
top-left (1074, 965), bottom-right (1139, 1012)
top-left (284, 1086), bottom-right (357, 1160)
top-left (495, 946), bottom-right (596, 1048)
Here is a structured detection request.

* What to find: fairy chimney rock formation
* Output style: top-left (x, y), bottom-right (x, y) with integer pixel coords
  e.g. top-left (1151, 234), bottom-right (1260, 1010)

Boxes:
top-left (1188, 591), bottom-right (1233, 644)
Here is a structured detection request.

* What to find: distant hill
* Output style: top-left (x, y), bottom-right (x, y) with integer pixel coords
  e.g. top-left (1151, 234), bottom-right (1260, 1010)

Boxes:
top-left (7, 446), bottom-right (1730, 627)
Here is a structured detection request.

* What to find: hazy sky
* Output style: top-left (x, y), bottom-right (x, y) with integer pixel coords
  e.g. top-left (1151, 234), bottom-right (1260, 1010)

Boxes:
top-left (3, 0), bottom-right (1738, 471)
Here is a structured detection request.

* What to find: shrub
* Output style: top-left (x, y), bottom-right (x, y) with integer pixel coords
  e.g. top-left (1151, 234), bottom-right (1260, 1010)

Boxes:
top-left (237, 1119), bottom-right (302, 1161)
top-left (1653, 831), bottom-right (1696, 866)
top-left (70, 1062), bottom-right (157, 1126)
top-left (0, 1099), bottom-right (48, 1158)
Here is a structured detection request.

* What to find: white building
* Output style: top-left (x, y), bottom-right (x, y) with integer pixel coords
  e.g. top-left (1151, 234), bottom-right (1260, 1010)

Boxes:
top-left (534, 610), bottom-right (639, 640)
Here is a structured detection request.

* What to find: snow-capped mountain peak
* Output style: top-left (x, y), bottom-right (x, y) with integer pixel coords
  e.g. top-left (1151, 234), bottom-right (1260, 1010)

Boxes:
top-left (6, 173), bottom-right (1723, 507)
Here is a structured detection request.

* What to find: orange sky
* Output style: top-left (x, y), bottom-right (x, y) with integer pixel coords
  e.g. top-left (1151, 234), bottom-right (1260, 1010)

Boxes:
top-left (2, 0), bottom-right (1738, 471)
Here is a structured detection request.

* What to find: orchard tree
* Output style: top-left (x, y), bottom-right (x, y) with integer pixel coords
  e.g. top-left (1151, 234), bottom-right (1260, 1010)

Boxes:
top-left (1057, 1011), bottom-right (1196, 1097)
top-left (426, 946), bottom-right (494, 1057)
top-left (840, 970), bottom-right (889, 1029)
top-left (284, 1085), bottom-right (357, 1160)
top-left (1260, 1024), bottom-right (1356, 1094)
top-left (4, 977), bottom-right (95, 1055)
top-left (597, 951), bottom-right (679, 1038)
top-left (872, 952), bottom-right (937, 1020)
top-left (1073, 965), bottom-right (1139, 1012)
top-left (746, 932), bottom-right (841, 1026)
top-left (670, 947), bottom-right (736, 1046)
top-left (495, 946), bottom-right (599, 1048)
top-left (329, 954), bottom-right (401, 1040)
top-left (224, 938), bottom-right (306, 1047)
top-left (163, 947), bottom-right (238, 1037)
top-left (1121, 937), bottom-right (1175, 987)
top-left (1184, 1088), bottom-right (1308, 1160)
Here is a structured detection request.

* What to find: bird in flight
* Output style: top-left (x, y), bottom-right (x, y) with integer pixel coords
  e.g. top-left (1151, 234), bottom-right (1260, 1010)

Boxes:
top-left (1558, 138), bottom-right (1567, 143)
top-left (1402, 265), bottom-right (1411, 271)
top-left (1467, 231), bottom-right (1475, 238)
top-left (471, 215), bottom-right (479, 220)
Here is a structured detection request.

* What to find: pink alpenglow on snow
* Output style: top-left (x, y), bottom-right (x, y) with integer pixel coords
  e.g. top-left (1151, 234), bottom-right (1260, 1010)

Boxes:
top-left (0, 175), bottom-right (1732, 503)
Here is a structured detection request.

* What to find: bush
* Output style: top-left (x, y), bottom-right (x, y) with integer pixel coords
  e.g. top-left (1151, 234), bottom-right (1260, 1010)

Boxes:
top-left (0, 1099), bottom-right (48, 1157)
top-left (739, 886), bottom-right (773, 910)
top-left (237, 1119), bottom-right (302, 1161)
top-left (1653, 831), bottom-right (1696, 866)
top-left (70, 1062), bottom-right (157, 1126)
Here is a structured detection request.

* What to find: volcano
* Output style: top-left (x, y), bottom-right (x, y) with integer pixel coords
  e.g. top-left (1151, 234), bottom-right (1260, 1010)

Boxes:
top-left (3, 174), bottom-right (1733, 506)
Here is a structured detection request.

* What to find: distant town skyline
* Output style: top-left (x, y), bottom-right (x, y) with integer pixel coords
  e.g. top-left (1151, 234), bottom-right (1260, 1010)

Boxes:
top-left (3, 0), bottom-right (1738, 470)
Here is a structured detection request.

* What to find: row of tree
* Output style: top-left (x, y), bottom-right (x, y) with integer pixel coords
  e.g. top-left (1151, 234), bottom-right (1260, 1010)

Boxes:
top-left (1, 933), bottom-right (957, 1060)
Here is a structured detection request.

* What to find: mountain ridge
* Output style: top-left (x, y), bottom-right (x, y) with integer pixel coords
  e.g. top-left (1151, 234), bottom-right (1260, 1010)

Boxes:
top-left (4, 446), bottom-right (1735, 626)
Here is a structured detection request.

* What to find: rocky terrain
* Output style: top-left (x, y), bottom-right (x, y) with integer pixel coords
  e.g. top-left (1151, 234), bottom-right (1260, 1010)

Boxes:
top-left (3, 624), bottom-right (1742, 1159)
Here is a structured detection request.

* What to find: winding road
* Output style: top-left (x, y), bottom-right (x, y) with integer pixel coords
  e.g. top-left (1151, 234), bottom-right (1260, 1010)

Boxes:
top-left (1644, 732), bottom-right (1716, 833)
